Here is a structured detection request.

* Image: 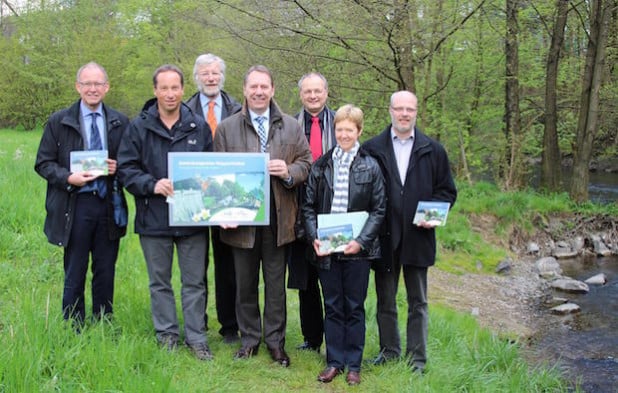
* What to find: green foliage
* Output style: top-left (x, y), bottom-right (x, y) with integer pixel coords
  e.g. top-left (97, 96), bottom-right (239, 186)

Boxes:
top-left (1, 0), bottom-right (615, 191)
top-left (436, 180), bottom-right (617, 274)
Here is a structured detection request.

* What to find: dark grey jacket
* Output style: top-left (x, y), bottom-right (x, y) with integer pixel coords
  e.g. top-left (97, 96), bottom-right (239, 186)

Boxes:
top-left (117, 98), bottom-right (212, 236)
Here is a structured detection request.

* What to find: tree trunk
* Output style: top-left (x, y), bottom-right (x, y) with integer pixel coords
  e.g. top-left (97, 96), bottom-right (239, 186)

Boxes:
top-left (570, 0), bottom-right (612, 202)
top-left (504, 0), bottom-right (524, 190)
top-left (541, 0), bottom-right (569, 192)
top-left (394, 0), bottom-right (416, 91)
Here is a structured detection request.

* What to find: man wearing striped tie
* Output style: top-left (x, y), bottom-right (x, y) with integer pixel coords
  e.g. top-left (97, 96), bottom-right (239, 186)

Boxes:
top-left (214, 65), bottom-right (312, 367)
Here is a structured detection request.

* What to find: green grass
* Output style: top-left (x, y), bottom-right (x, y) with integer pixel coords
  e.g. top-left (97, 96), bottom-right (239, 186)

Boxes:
top-left (0, 129), bottom-right (572, 392)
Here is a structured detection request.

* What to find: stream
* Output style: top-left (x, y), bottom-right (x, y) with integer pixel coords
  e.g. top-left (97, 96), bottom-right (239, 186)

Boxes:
top-left (525, 166), bottom-right (617, 392)
top-left (529, 256), bottom-right (617, 392)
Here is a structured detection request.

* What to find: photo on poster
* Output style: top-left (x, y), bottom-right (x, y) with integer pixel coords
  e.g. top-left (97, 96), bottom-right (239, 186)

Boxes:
top-left (168, 152), bottom-right (270, 226)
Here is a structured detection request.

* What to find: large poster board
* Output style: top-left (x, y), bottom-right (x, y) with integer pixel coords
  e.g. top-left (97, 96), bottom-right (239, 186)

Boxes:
top-left (168, 152), bottom-right (270, 226)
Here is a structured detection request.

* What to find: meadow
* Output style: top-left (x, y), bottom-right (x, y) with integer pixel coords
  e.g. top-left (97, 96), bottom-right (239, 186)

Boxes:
top-left (0, 129), bottom-right (569, 392)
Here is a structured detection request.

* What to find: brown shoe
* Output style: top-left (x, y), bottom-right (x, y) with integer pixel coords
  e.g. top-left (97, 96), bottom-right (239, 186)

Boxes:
top-left (233, 345), bottom-right (258, 360)
top-left (346, 371), bottom-right (361, 386)
top-left (268, 347), bottom-right (290, 367)
top-left (317, 366), bottom-right (342, 383)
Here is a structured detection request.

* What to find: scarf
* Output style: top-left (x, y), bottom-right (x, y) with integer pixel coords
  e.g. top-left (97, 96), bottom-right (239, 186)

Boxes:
top-left (330, 142), bottom-right (360, 213)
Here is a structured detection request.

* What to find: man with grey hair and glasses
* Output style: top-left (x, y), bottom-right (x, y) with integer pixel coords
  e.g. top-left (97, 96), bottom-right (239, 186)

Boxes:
top-left (186, 53), bottom-right (242, 344)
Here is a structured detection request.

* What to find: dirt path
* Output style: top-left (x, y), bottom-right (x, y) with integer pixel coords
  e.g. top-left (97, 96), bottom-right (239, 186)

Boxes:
top-left (428, 257), bottom-right (546, 339)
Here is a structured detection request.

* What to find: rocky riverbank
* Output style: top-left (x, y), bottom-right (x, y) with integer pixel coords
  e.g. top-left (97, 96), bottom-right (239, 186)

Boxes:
top-left (428, 213), bottom-right (617, 391)
top-left (429, 213), bottom-right (617, 337)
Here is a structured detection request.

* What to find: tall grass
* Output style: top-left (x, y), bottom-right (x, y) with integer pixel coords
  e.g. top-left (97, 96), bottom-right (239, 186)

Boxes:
top-left (1, 129), bottom-right (571, 392)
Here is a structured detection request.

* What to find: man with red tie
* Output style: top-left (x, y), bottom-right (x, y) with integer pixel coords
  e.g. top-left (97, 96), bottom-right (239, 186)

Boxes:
top-left (288, 72), bottom-right (337, 352)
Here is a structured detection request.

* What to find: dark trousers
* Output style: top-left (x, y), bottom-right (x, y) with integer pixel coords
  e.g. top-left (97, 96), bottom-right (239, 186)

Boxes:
top-left (374, 256), bottom-right (428, 366)
top-left (207, 227), bottom-right (238, 336)
top-left (299, 262), bottom-right (324, 346)
top-left (319, 257), bottom-right (371, 372)
top-left (232, 226), bottom-right (287, 349)
top-left (63, 193), bottom-right (119, 322)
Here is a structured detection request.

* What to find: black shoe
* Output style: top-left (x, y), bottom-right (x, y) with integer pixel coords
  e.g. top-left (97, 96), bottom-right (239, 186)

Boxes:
top-left (367, 349), bottom-right (399, 365)
top-left (408, 359), bottom-right (426, 374)
top-left (296, 341), bottom-right (320, 352)
top-left (268, 347), bottom-right (291, 367)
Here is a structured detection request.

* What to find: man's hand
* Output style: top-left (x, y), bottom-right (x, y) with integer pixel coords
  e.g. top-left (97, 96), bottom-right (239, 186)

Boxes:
top-left (416, 220), bottom-right (438, 229)
top-left (106, 158), bottom-right (117, 175)
top-left (267, 159), bottom-right (290, 180)
top-left (343, 240), bottom-right (362, 255)
top-left (313, 239), bottom-right (330, 257)
top-left (67, 172), bottom-right (97, 187)
top-left (154, 178), bottom-right (174, 197)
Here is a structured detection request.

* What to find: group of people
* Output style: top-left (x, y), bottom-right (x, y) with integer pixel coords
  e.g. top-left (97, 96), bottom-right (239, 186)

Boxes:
top-left (35, 54), bottom-right (457, 386)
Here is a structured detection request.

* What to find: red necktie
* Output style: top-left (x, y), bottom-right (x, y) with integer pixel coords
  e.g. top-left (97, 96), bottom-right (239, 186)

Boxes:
top-left (207, 101), bottom-right (217, 136)
top-left (309, 116), bottom-right (322, 161)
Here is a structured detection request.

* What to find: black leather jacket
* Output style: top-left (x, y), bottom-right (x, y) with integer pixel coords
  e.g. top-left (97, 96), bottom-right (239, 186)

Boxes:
top-left (301, 147), bottom-right (386, 269)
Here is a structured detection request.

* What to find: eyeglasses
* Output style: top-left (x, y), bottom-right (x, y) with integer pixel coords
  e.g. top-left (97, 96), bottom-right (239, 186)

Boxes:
top-left (391, 106), bottom-right (417, 114)
top-left (78, 81), bottom-right (107, 89)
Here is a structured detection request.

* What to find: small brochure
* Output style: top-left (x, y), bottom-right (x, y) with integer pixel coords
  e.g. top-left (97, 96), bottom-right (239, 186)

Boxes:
top-left (317, 211), bottom-right (368, 254)
top-left (413, 201), bottom-right (451, 226)
top-left (70, 150), bottom-right (108, 177)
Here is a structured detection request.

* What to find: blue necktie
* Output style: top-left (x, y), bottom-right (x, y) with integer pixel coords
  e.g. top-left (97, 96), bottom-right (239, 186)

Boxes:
top-left (255, 116), bottom-right (267, 152)
top-left (90, 113), bottom-right (107, 198)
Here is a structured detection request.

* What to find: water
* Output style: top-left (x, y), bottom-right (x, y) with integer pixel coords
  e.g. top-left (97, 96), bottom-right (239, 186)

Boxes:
top-left (530, 256), bottom-right (618, 392)
top-left (528, 165), bottom-right (618, 204)
top-left (582, 170), bottom-right (618, 204)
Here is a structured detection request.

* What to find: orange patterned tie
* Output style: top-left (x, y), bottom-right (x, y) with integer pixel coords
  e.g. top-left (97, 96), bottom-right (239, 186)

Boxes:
top-left (207, 101), bottom-right (217, 136)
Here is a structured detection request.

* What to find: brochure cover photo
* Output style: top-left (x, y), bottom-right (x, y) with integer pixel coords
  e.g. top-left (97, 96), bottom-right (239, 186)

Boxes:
top-left (168, 152), bottom-right (270, 226)
top-left (413, 201), bottom-right (451, 226)
top-left (70, 150), bottom-right (108, 177)
top-left (316, 211), bottom-right (369, 254)
top-left (317, 224), bottom-right (354, 254)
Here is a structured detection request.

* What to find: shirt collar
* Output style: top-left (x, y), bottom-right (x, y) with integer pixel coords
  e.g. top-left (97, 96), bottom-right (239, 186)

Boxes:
top-left (390, 127), bottom-right (414, 141)
top-left (201, 93), bottom-right (222, 108)
top-left (80, 101), bottom-right (103, 118)
top-left (249, 108), bottom-right (270, 122)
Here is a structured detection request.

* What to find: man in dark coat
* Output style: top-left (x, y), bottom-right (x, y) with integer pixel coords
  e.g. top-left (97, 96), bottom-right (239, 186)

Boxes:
top-left (118, 64), bottom-right (213, 361)
top-left (186, 53), bottom-right (242, 344)
top-left (362, 90), bottom-right (457, 374)
top-left (35, 62), bottom-right (129, 324)
top-left (288, 72), bottom-right (336, 352)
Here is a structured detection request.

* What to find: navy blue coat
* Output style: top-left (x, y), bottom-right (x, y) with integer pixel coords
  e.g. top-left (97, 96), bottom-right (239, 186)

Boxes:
top-left (35, 100), bottom-right (129, 246)
top-left (362, 126), bottom-right (457, 271)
